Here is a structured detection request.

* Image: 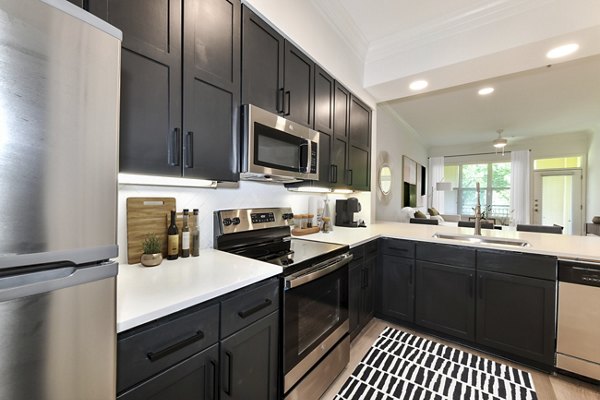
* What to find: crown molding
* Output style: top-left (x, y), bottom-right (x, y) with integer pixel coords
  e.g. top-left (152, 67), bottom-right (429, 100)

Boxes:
top-left (310, 0), bottom-right (369, 63)
top-left (367, 0), bottom-right (553, 63)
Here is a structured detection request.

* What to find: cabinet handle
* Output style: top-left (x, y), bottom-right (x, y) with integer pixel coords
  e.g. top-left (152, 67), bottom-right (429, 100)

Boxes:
top-left (346, 169), bottom-right (353, 185)
top-left (468, 274), bottom-right (474, 298)
top-left (208, 359), bottom-right (217, 400)
top-left (146, 330), bottom-right (204, 362)
top-left (185, 131), bottom-right (194, 168)
top-left (284, 90), bottom-right (291, 116)
top-left (223, 351), bottom-right (232, 395)
top-left (167, 128), bottom-right (180, 166)
top-left (409, 266), bottom-right (413, 285)
top-left (330, 164), bottom-right (338, 183)
top-left (238, 299), bottom-right (272, 319)
top-left (277, 88), bottom-right (284, 114)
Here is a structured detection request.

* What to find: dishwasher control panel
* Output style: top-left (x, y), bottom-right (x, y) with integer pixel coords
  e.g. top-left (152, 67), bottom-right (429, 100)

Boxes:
top-left (559, 259), bottom-right (600, 288)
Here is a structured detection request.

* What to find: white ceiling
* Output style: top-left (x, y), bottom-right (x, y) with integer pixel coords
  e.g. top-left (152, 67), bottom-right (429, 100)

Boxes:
top-left (384, 55), bottom-right (600, 147)
top-left (311, 0), bottom-right (600, 146)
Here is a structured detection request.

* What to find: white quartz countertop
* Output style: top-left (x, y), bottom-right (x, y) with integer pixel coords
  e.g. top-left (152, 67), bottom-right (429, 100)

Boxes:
top-left (117, 249), bottom-right (282, 332)
top-left (117, 222), bottom-right (599, 332)
top-left (299, 222), bottom-right (600, 262)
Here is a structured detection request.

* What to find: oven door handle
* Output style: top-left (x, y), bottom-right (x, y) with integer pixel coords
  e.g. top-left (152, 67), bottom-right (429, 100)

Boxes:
top-left (285, 253), bottom-right (353, 289)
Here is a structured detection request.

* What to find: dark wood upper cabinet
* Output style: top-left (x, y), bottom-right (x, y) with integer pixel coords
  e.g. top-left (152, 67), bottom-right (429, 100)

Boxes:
top-left (314, 66), bottom-right (334, 135)
top-left (332, 82), bottom-right (349, 187)
top-left (241, 6), bottom-right (314, 128)
top-left (283, 41), bottom-right (314, 127)
top-left (97, 0), bottom-right (240, 181)
top-left (182, 0), bottom-right (240, 181)
top-left (241, 6), bottom-right (284, 115)
top-left (313, 66), bottom-right (335, 184)
top-left (108, 0), bottom-right (183, 177)
top-left (349, 95), bottom-right (371, 149)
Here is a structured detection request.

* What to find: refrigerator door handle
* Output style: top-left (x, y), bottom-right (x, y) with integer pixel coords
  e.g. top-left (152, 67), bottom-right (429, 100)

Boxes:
top-left (0, 261), bottom-right (117, 302)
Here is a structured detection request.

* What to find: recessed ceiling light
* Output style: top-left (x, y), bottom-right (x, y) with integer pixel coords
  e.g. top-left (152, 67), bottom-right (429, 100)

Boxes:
top-left (478, 87), bottom-right (494, 95)
top-left (409, 80), bottom-right (428, 91)
top-left (546, 43), bottom-right (579, 59)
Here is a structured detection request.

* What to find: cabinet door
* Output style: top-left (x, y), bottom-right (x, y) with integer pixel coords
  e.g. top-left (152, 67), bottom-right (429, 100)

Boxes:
top-left (183, 0), bottom-right (240, 181)
top-left (314, 66), bottom-right (334, 135)
top-left (221, 312), bottom-right (279, 400)
top-left (360, 257), bottom-right (376, 325)
top-left (415, 261), bottom-right (475, 341)
top-left (348, 145), bottom-right (369, 190)
top-left (348, 261), bottom-right (362, 339)
top-left (377, 254), bottom-right (415, 323)
top-left (283, 41), bottom-right (314, 127)
top-left (118, 344), bottom-right (218, 400)
top-left (476, 271), bottom-right (556, 366)
top-left (348, 95), bottom-right (371, 149)
top-left (314, 66), bottom-right (334, 184)
top-left (108, 0), bottom-right (183, 176)
top-left (241, 6), bottom-right (284, 115)
top-left (332, 138), bottom-right (348, 186)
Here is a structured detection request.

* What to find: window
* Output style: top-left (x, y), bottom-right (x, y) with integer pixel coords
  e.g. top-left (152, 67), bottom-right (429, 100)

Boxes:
top-left (534, 156), bottom-right (582, 170)
top-left (444, 162), bottom-right (511, 222)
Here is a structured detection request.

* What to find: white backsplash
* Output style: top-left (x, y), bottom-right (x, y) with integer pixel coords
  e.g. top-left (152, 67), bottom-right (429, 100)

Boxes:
top-left (117, 181), bottom-right (371, 264)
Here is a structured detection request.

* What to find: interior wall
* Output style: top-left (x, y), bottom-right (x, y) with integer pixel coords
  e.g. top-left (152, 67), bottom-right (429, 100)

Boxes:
top-left (587, 130), bottom-right (600, 220)
top-left (375, 104), bottom-right (429, 222)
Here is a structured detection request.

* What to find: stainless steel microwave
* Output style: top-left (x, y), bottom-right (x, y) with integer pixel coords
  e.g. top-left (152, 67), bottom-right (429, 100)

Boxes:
top-left (241, 104), bottom-right (319, 183)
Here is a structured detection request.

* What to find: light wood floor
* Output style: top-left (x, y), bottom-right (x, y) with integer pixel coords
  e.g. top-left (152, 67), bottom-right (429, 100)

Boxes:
top-left (321, 318), bottom-right (600, 400)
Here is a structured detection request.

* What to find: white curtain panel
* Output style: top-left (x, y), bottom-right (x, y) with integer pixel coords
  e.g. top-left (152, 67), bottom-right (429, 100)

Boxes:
top-left (429, 156), bottom-right (445, 213)
top-left (510, 150), bottom-right (531, 224)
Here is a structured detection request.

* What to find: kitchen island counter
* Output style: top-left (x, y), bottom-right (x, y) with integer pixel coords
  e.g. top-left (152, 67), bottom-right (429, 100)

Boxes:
top-left (300, 222), bottom-right (600, 262)
top-left (117, 249), bottom-right (281, 332)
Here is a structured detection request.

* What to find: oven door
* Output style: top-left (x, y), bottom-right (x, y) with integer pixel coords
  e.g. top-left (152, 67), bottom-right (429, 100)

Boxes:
top-left (283, 253), bottom-right (351, 392)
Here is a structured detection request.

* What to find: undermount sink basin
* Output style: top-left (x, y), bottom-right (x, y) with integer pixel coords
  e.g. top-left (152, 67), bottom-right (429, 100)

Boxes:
top-left (432, 233), bottom-right (531, 247)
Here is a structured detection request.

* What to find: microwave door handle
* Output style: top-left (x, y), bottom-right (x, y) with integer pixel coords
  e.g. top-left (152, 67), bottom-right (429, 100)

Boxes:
top-left (299, 141), bottom-right (309, 173)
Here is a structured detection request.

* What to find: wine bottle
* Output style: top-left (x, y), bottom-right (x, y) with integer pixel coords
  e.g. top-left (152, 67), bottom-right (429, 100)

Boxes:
top-left (181, 209), bottom-right (190, 258)
top-left (191, 209), bottom-right (200, 257)
top-left (167, 210), bottom-right (179, 260)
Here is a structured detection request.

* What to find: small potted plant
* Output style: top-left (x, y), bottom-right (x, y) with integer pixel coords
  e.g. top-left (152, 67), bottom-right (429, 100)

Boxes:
top-left (141, 233), bottom-right (163, 267)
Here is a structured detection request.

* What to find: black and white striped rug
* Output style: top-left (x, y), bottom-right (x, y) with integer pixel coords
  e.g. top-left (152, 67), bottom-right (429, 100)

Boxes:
top-left (335, 327), bottom-right (537, 400)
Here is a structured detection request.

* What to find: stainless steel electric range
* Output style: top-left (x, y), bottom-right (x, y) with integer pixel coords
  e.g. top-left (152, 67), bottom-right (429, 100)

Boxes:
top-left (214, 207), bottom-right (352, 399)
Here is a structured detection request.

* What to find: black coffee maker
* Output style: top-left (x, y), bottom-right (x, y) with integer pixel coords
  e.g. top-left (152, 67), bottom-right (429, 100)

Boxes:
top-left (335, 198), bottom-right (366, 227)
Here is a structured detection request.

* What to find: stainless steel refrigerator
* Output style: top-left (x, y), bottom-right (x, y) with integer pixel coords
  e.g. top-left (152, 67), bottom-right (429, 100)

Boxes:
top-left (0, 0), bottom-right (121, 398)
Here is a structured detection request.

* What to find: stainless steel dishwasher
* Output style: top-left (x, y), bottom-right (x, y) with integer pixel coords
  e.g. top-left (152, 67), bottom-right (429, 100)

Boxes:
top-left (556, 258), bottom-right (600, 381)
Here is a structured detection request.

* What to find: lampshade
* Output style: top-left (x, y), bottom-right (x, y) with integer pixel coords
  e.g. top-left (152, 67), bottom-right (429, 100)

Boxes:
top-left (436, 182), bottom-right (452, 191)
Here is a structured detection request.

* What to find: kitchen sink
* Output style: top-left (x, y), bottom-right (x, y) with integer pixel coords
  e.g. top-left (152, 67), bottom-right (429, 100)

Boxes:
top-left (432, 233), bottom-right (531, 247)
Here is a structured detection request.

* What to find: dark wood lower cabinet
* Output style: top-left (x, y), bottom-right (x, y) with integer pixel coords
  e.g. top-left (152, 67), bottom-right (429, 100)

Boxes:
top-left (376, 254), bottom-right (414, 323)
top-left (349, 244), bottom-right (376, 340)
top-left (415, 261), bottom-right (475, 341)
top-left (118, 344), bottom-right (218, 400)
top-left (220, 311), bottom-right (279, 400)
top-left (476, 270), bottom-right (556, 366)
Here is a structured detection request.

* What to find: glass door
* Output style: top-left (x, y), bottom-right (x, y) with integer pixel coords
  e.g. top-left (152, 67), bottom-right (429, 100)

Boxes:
top-left (533, 169), bottom-right (583, 235)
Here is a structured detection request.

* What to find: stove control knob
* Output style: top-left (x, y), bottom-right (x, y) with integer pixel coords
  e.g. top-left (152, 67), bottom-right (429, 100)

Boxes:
top-left (223, 218), bottom-right (232, 226)
top-left (232, 217), bottom-right (241, 225)
top-left (282, 213), bottom-right (293, 220)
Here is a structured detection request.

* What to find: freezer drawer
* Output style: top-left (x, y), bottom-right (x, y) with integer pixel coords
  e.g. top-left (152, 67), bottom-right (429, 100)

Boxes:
top-left (0, 262), bottom-right (117, 400)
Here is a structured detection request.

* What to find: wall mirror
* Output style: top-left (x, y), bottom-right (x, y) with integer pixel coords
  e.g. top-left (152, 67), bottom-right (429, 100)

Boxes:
top-left (379, 165), bottom-right (392, 195)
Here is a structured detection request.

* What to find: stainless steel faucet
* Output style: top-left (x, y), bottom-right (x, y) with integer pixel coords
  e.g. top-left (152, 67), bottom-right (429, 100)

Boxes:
top-left (474, 182), bottom-right (482, 235)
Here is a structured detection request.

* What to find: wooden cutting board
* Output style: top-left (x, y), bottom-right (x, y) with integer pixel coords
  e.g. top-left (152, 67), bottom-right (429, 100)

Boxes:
top-left (126, 197), bottom-right (176, 264)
